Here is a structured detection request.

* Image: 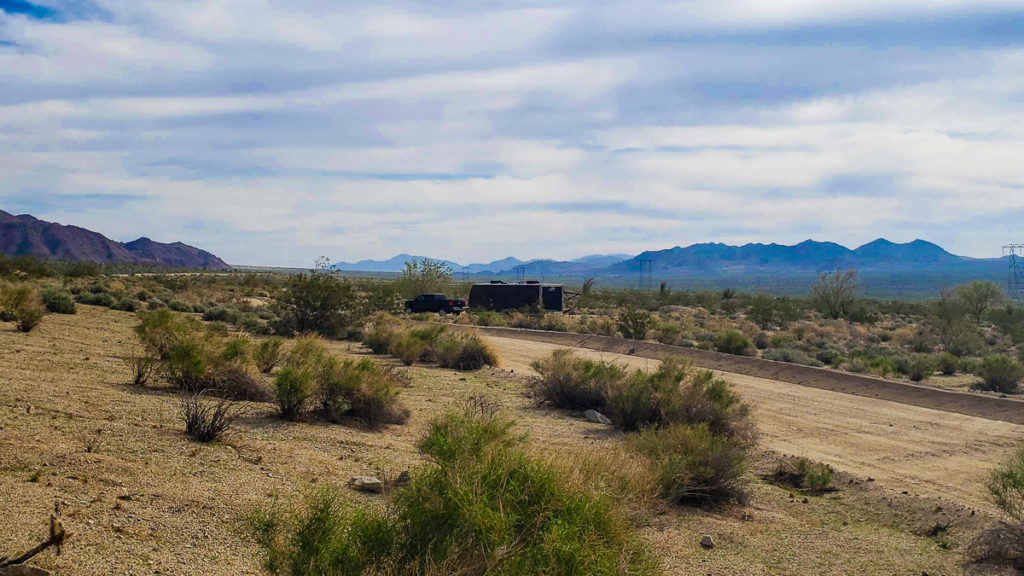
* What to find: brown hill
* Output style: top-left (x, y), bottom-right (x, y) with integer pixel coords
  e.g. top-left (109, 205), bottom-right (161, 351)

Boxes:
top-left (0, 210), bottom-right (231, 270)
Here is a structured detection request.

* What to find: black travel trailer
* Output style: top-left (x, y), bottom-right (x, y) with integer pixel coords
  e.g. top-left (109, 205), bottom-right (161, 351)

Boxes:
top-left (468, 281), bottom-right (566, 312)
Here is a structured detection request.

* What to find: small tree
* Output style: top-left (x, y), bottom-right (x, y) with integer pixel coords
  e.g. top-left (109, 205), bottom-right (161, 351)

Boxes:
top-left (275, 259), bottom-right (358, 338)
top-left (397, 258), bottom-right (453, 298)
top-left (580, 277), bottom-right (595, 308)
top-left (967, 445), bottom-right (1024, 573)
top-left (811, 269), bottom-right (858, 320)
top-left (958, 280), bottom-right (1004, 323)
top-left (931, 290), bottom-right (981, 356)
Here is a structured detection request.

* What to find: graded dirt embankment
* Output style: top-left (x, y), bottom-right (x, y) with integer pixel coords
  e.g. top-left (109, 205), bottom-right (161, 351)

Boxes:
top-left (452, 325), bottom-right (1024, 425)
top-left (477, 331), bottom-right (1024, 512)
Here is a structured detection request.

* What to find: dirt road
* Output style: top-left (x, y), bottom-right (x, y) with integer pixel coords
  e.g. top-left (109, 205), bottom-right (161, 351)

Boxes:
top-left (485, 334), bottom-right (1024, 511)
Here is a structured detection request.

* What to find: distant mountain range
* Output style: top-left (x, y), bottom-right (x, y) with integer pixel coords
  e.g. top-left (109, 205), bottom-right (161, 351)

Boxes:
top-left (332, 240), bottom-right (1007, 297)
top-left (0, 210), bottom-right (230, 270)
top-left (332, 253), bottom-right (634, 275)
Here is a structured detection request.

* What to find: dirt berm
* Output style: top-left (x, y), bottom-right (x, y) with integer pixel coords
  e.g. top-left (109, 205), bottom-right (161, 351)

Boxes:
top-left (448, 324), bottom-right (1024, 425)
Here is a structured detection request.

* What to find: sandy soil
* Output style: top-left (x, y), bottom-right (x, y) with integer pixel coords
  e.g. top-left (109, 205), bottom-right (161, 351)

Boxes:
top-left (487, 334), bottom-right (1024, 512)
top-left (0, 307), bottom-right (998, 575)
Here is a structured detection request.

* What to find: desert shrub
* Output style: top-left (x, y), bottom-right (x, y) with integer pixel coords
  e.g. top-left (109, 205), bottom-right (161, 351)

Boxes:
top-left (179, 391), bottom-right (246, 443)
top-left (713, 330), bottom-right (752, 355)
top-left (618, 307), bottom-right (654, 340)
top-left (654, 322), bottom-right (682, 345)
top-left (538, 313), bottom-right (569, 332)
top-left (75, 291), bottom-right (115, 307)
top-left (752, 331), bottom-right (769, 349)
top-left (771, 458), bottom-right (834, 493)
top-left (135, 308), bottom-right (200, 358)
top-left (973, 356), bottom-right (1024, 394)
top-left (937, 352), bottom-right (959, 375)
top-left (168, 299), bottom-right (193, 312)
top-left (285, 333), bottom-right (328, 369)
top-left (361, 312), bottom-right (400, 354)
top-left (0, 284), bottom-right (45, 331)
top-left (111, 297), bottom-right (142, 312)
top-left (630, 423), bottom-right (748, 507)
top-left (508, 311), bottom-right (538, 329)
top-left (530, 349), bottom-right (625, 411)
top-left (584, 315), bottom-right (618, 337)
top-left (274, 366), bottom-right (316, 421)
top-left (846, 358), bottom-right (867, 373)
top-left (814, 346), bottom-right (842, 366)
top-left (967, 445), bottom-right (1024, 573)
top-left (274, 270), bottom-right (359, 338)
top-left (432, 331), bottom-right (499, 370)
top-left (139, 310), bottom-right (262, 398)
top-left (123, 351), bottom-right (159, 386)
top-left (319, 357), bottom-right (410, 426)
top-left (41, 289), bottom-right (76, 314)
top-left (255, 337), bottom-right (285, 373)
top-left (905, 354), bottom-right (934, 382)
top-left (389, 332), bottom-right (428, 366)
top-left (761, 348), bottom-right (824, 367)
top-left (248, 407), bottom-right (656, 576)
top-left (148, 299), bottom-right (167, 310)
top-left (203, 306), bottom-right (240, 324)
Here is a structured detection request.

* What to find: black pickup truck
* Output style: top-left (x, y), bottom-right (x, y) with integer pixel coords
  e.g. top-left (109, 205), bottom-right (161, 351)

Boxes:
top-left (404, 293), bottom-right (467, 315)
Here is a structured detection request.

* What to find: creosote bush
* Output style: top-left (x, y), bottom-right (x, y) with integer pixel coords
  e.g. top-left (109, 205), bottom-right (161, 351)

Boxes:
top-left (530, 349), bottom-right (626, 411)
top-left (247, 406), bottom-right (657, 576)
top-left (938, 352), bottom-right (959, 376)
top-left (123, 349), bottom-right (159, 386)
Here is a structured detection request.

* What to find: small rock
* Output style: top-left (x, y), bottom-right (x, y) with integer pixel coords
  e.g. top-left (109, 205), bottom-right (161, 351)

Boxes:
top-left (802, 497), bottom-right (809, 504)
top-left (1, 564), bottom-right (53, 576)
top-left (349, 475), bottom-right (384, 493)
top-left (699, 534), bottom-right (715, 549)
top-left (584, 409), bottom-right (612, 425)
top-left (867, 476), bottom-right (875, 482)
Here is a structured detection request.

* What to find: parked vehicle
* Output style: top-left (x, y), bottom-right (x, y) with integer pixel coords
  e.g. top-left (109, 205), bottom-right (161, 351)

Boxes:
top-left (405, 293), bottom-right (467, 315)
top-left (468, 281), bottom-right (565, 312)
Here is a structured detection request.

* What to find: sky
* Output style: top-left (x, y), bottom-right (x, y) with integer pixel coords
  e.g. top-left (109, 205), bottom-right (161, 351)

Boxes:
top-left (2, 1), bottom-right (1024, 266)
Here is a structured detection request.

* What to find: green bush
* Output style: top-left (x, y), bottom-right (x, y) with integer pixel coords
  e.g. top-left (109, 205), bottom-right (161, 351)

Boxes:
top-left (41, 289), bottom-right (76, 314)
top-left (905, 354), bottom-right (934, 382)
top-left (389, 332), bottom-right (427, 366)
top-left (203, 306), bottom-right (240, 324)
top-left (248, 407), bottom-right (656, 576)
top-left (75, 291), bottom-right (115, 307)
top-left (973, 356), bottom-right (1024, 394)
top-left (255, 337), bottom-right (285, 373)
top-left (470, 309), bottom-right (508, 327)
top-left (530, 349), bottom-right (625, 411)
top-left (112, 298), bottom-right (142, 312)
top-left (713, 330), bottom-right (752, 355)
top-left (938, 352), bottom-right (959, 375)
top-left (318, 357), bottom-right (409, 427)
top-left (432, 331), bottom-right (499, 370)
top-left (361, 312), bottom-right (399, 354)
top-left (274, 366), bottom-right (316, 421)
top-left (630, 423), bottom-right (748, 507)
top-left (168, 299), bottom-right (193, 312)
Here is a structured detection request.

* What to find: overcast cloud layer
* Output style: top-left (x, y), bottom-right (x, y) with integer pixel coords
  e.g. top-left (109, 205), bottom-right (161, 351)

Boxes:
top-left (2, 0), bottom-right (1024, 265)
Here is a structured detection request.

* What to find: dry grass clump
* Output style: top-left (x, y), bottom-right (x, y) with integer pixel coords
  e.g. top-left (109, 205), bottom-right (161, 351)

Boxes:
top-left (630, 423), bottom-right (748, 507)
top-left (246, 405), bottom-right (657, 576)
top-left (178, 390), bottom-right (247, 443)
